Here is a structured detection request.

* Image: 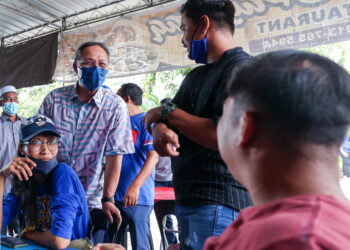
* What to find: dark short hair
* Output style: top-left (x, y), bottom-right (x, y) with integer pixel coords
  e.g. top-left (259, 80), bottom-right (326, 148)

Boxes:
top-left (228, 49), bottom-right (350, 145)
top-left (74, 41), bottom-right (110, 63)
top-left (120, 83), bottom-right (143, 106)
top-left (180, 0), bottom-right (235, 34)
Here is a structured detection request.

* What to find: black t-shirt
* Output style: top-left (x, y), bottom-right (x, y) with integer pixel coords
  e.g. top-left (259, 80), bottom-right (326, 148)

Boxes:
top-left (172, 47), bottom-right (252, 209)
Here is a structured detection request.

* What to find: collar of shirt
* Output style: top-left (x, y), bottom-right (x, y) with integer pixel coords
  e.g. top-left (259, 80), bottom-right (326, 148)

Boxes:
top-left (0, 113), bottom-right (24, 122)
top-left (70, 82), bottom-right (103, 108)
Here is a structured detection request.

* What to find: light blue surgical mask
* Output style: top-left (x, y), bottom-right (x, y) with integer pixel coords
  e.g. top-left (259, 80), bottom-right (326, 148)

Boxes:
top-left (79, 66), bottom-right (108, 91)
top-left (3, 102), bottom-right (18, 116)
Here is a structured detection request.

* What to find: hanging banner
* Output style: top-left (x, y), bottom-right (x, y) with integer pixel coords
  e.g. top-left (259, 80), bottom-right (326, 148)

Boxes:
top-left (54, 0), bottom-right (350, 82)
top-left (0, 33), bottom-right (58, 88)
top-left (241, 0), bottom-right (350, 54)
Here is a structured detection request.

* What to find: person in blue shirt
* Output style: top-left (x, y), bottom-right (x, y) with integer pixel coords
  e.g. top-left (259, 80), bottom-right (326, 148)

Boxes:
top-left (340, 136), bottom-right (350, 177)
top-left (1, 114), bottom-right (90, 249)
top-left (115, 83), bottom-right (158, 250)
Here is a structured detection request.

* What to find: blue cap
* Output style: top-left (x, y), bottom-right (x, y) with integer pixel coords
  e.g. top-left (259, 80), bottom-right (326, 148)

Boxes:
top-left (21, 115), bottom-right (60, 142)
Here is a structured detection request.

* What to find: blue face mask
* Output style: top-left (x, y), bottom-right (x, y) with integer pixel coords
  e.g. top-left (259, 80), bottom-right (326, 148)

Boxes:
top-left (3, 102), bottom-right (18, 116)
top-left (189, 23), bottom-right (208, 64)
top-left (29, 156), bottom-right (58, 175)
top-left (189, 38), bottom-right (208, 64)
top-left (79, 66), bottom-right (108, 91)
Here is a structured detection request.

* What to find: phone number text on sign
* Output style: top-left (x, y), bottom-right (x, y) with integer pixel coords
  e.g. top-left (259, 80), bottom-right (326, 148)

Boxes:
top-left (249, 21), bottom-right (350, 54)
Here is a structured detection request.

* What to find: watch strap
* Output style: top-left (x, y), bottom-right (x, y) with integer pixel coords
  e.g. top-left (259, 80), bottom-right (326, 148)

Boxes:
top-left (101, 197), bottom-right (115, 203)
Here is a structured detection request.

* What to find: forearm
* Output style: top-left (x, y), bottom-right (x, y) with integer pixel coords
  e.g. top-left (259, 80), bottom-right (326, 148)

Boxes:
top-left (131, 151), bottom-right (158, 188)
top-left (103, 155), bottom-right (123, 197)
top-left (168, 108), bottom-right (219, 150)
top-left (23, 231), bottom-right (70, 249)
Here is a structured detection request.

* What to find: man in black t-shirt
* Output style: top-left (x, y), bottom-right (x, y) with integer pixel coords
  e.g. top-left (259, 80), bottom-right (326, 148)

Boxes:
top-left (144, 1), bottom-right (252, 249)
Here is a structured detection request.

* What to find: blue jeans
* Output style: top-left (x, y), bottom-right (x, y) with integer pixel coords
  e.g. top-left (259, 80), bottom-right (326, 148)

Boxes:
top-left (155, 181), bottom-right (178, 244)
top-left (176, 205), bottom-right (239, 250)
top-left (115, 202), bottom-right (153, 250)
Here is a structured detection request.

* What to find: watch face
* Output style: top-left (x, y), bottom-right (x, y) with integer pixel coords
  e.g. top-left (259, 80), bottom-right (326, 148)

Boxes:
top-left (161, 101), bottom-right (176, 123)
top-left (164, 102), bottom-right (176, 111)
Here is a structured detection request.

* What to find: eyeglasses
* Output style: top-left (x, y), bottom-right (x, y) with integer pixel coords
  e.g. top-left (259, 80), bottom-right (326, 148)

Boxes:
top-left (22, 139), bottom-right (59, 152)
top-left (78, 60), bottom-right (108, 69)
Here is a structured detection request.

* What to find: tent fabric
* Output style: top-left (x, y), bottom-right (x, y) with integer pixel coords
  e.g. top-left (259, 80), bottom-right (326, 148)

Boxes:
top-left (0, 33), bottom-right (58, 89)
top-left (54, 0), bottom-right (350, 82)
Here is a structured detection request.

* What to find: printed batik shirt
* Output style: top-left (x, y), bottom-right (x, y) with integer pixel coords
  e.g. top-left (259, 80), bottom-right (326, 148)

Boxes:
top-left (39, 84), bottom-right (134, 208)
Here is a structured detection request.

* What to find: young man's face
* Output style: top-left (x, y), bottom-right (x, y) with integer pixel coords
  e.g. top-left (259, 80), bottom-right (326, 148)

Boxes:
top-left (180, 13), bottom-right (197, 56)
top-left (116, 88), bottom-right (126, 102)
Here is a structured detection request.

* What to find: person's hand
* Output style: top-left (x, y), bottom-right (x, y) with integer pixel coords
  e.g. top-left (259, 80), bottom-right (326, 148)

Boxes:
top-left (123, 184), bottom-right (140, 207)
top-left (0, 157), bottom-right (36, 181)
top-left (152, 123), bottom-right (180, 157)
top-left (143, 107), bottom-right (161, 134)
top-left (102, 201), bottom-right (122, 228)
top-left (94, 243), bottom-right (126, 250)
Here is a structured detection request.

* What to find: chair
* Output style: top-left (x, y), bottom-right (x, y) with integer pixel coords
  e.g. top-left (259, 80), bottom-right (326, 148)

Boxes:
top-left (109, 223), bottom-right (154, 250)
top-left (154, 200), bottom-right (179, 250)
top-left (90, 208), bottom-right (121, 244)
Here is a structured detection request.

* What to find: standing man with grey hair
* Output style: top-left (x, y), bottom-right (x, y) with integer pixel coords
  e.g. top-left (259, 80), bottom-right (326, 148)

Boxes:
top-left (39, 42), bottom-right (134, 239)
top-left (0, 85), bottom-right (25, 194)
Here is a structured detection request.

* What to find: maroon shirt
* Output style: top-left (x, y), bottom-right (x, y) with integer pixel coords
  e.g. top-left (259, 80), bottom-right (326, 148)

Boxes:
top-left (204, 194), bottom-right (350, 250)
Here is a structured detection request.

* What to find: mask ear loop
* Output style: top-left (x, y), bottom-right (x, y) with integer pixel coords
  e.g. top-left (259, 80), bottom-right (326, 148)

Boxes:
top-left (191, 20), bottom-right (209, 41)
top-left (19, 144), bottom-right (29, 158)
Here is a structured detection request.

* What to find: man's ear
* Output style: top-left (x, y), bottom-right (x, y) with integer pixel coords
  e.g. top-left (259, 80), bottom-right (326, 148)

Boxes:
top-left (238, 112), bottom-right (256, 147)
top-left (200, 15), bottom-right (210, 36)
top-left (124, 95), bottom-right (132, 103)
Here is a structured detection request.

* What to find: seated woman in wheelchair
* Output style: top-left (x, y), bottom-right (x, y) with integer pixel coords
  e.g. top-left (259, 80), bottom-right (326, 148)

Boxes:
top-left (1, 115), bottom-right (90, 249)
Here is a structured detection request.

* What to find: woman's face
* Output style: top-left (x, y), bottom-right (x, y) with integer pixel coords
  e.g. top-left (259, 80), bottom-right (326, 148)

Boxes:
top-left (25, 134), bottom-right (59, 161)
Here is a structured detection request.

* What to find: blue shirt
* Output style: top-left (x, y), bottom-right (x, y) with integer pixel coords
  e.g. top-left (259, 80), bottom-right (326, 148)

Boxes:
top-left (2, 163), bottom-right (90, 240)
top-left (115, 112), bottom-right (155, 205)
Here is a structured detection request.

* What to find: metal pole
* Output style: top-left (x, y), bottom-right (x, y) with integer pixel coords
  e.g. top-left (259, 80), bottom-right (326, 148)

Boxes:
top-left (62, 18), bottom-right (67, 30)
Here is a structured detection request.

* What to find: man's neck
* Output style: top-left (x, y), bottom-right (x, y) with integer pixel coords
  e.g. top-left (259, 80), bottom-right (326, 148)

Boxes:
top-left (77, 82), bottom-right (97, 103)
top-left (2, 112), bottom-right (17, 122)
top-left (127, 105), bottom-right (142, 116)
top-left (206, 31), bottom-right (235, 64)
top-left (246, 148), bottom-right (348, 206)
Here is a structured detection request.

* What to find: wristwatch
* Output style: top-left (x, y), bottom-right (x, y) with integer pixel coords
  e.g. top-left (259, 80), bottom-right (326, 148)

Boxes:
top-left (101, 197), bottom-right (115, 203)
top-left (160, 101), bottom-right (177, 123)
